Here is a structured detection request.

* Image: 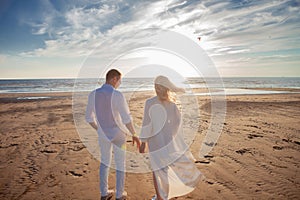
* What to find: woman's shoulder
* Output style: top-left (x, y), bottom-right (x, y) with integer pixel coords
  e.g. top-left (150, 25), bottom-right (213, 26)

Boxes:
top-left (146, 96), bottom-right (158, 104)
top-left (169, 101), bottom-right (178, 111)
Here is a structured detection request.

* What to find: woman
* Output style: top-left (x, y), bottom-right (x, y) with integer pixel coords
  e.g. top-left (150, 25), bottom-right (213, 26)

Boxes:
top-left (139, 76), bottom-right (203, 200)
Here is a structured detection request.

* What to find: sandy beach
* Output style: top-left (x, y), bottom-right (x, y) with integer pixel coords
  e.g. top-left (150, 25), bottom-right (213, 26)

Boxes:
top-left (0, 90), bottom-right (299, 200)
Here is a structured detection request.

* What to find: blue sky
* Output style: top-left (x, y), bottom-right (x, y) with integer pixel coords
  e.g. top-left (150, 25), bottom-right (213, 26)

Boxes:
top-left (0, 0), bottom-right (299, 78)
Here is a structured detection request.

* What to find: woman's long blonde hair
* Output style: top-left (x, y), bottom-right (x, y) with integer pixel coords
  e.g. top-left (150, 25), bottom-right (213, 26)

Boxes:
top-left (155, 84), bottom-right (175, 103)
top-left (154, 76), bottom-right (184, 103)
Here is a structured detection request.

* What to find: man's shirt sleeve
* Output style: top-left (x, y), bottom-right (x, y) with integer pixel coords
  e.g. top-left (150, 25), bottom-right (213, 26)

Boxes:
top-left (117, 92), bottom-right (132, 124)
top-left (85, 91), bottom-right (96, 123)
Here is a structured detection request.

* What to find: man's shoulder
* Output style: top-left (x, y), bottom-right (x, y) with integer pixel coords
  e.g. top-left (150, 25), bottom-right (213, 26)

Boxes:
top-left (94, 85), bottom-right (108, 94)
top-left (112, 89), bottom-right (123, 96)
top-left (88, 89), bottom-right (96, 97)
top-left (111, 89), bottom-right (126, 101)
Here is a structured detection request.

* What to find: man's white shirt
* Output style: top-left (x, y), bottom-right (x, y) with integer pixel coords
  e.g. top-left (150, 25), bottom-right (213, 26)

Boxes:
top-left (85, 84), bottom-right (132, 140)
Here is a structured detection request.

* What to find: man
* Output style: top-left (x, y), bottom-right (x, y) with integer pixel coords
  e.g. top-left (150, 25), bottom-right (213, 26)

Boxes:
top-left (86, 69), bottom-right (140, 200)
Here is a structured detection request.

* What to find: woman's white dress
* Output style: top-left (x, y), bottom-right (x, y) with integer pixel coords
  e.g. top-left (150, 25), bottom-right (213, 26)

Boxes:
top-left (140, 96), bottom-right (203, 200)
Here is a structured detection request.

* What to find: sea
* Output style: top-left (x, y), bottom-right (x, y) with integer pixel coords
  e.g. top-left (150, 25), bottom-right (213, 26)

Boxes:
top-left (0, 77), bottom-right (299, 97)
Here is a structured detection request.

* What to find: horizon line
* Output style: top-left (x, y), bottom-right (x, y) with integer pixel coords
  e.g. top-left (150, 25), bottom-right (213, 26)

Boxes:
top-left (0, 76), bottom-right (299, 80)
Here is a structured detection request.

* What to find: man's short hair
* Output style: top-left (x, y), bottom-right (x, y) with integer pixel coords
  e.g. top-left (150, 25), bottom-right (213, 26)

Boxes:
top-left (106, 69), bottom-right (121, 81)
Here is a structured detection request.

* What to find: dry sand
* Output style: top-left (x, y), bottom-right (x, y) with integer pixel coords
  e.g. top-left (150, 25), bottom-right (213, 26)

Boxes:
top-left (0, 91), bottom-right (299, 199)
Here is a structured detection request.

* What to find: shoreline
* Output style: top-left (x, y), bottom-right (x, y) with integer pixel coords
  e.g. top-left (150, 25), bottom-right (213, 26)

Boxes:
top-left (1, 87), bottom-right (300, 99)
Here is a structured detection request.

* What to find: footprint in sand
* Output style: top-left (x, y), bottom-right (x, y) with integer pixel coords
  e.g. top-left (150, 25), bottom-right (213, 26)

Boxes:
top-left (204, 155), bottom-right (214, 159)
top-left (195, 160), bottom-right (210, 164)
top-left (40, 149), bottom-right (57, 153)
top-left (235, 148), bottom-right (251, 155)
top-left (205, 179), bottom-right (214, 185)
top-left (69, 171), bottom-right (83, 177)
top-left (273, 146), bottom-right (284, 150)
top-left (248, 134), bottom-right (263, 139)
top-left (292, 140), bottom-right (300, 145)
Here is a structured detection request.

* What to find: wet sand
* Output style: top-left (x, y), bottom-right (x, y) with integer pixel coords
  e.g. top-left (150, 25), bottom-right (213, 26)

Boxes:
top-left (0, 91), bottom-right (299, 199)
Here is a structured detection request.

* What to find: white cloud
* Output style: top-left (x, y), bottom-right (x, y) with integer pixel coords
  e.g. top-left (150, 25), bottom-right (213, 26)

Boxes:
top-left (65, 4), bottom-right (117, 30)
top-left (184, 0), bottom-right (299, 57)
top-left (31, 23), bottom-right (49, 35)
top-left (228, 49), bottom-right (250, 54)
top-left (16, 0), bottom-right (300, 77)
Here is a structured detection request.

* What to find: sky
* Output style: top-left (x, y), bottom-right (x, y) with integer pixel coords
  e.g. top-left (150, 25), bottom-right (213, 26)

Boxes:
top-left (0, 0), bottom-right (299, 79)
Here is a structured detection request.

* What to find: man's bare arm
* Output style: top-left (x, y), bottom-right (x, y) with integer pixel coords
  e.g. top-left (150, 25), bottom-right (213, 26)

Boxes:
top-left (125, 122), bottom-right (141, 149)
top-left (89, 122), bottom-right (98, 130)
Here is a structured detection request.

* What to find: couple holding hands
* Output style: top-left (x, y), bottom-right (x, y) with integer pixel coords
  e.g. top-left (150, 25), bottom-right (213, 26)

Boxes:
top-left (86, 69), bottom-right (202, 200)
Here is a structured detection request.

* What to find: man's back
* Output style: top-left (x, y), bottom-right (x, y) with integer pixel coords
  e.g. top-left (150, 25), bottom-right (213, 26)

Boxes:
top-left (95, 84), bottom-right (116, 130)
top-left (90, 84), bottom-right (131, 138)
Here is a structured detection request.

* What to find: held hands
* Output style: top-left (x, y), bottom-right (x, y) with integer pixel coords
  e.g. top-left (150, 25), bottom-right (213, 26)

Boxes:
top-left (130, 134), bottom-right (145, 154)
top-left (139, 142), bottom-right (146, 153)
top-left (132, 135), bottom-right (141, 149)
top-left (125, 122), bottom-right (140, 149)
top-left (126, 122), bottom-right (145, 153)
top-left (131, 135), bottom-right (146, 154)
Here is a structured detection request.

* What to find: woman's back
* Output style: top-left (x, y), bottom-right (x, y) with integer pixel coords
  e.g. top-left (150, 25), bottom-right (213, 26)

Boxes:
top-left (142, 96), bottom-right (180, 152)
